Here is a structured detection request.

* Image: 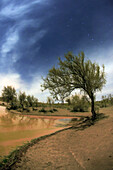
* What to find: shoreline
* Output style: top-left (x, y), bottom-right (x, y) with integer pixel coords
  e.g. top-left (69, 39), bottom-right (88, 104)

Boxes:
top-left (0, 126), bottom-right (73, 170)
top-left (0, 115), bottom-right (94, 169)
top-left (1, 107), bottom-right (113, 169)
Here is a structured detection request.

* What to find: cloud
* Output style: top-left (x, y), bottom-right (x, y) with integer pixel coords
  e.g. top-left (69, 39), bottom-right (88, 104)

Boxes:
top-left (0, 0), bottom-right (55, 78)
top-left (1, 27), bottom-right (19, 61)
top-left (0, 15), bottom-right (47, 74)
top-left (96, 84), bottom-right (113, 100)
top-left (0, 4), bottom-right (29, 18)
top-left (0, 0), bottom-right (113, 103)
top-left (0, 72), bottom-right (23, 90)
top-left (0, 0), bottom-right (47, 19)
top-left (0, 72), bottom-right (50, 102)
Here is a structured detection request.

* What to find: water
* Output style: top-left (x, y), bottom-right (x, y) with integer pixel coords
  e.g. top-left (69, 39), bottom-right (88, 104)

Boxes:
top-left (0, 106), bottom-right (72, 158)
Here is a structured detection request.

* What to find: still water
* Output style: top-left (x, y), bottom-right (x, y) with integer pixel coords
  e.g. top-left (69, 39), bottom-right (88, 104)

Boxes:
top-left (0, 106), bottom-right (72, 158)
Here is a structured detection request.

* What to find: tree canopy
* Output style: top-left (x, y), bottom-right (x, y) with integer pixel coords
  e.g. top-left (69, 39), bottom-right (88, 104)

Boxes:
top-left (2, 86), bottom-right (17, 104)
top-left (42, 52), bottom-right (106, 119)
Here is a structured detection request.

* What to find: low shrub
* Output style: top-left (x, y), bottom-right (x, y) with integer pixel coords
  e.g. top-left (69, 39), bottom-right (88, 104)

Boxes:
top-left (17, 108), bottom-right (23, 112)
top-left (53, 108), bottom-right (57, 112)
top-left (49, 109), bottom-right (54, 113)
top-left (26, 108), bottom-right (30, 112)
top-left (33, 108), bottom-right (38, 111)
top-left (71, 95), bottom-right (89, 112)
top-left (71, 103), bottom-right (89, 112)
top-left (95, 105), bottom-right (100, 114)
top-left (39, 107), bottom-right (47, 113)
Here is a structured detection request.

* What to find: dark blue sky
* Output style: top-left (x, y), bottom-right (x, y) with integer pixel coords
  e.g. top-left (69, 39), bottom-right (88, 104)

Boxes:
top-left (0, 0), bottom-right (113, 101)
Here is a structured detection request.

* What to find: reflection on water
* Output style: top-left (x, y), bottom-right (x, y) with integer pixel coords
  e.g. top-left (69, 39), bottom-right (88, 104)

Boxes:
top-left (0, 106), bottom-right (71, 158)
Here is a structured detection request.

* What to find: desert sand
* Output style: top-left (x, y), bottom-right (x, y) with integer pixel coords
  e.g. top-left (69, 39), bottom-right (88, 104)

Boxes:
top-left (8, 107), bottom-right (113, 170)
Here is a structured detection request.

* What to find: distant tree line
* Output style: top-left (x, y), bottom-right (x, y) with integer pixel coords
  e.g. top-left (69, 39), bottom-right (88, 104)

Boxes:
top-left (1, 86), bottom-right (38, 112)
top-left (96, 94), bottom-right (113, 108)
top-left (1, 86), bottom-right (113, 115)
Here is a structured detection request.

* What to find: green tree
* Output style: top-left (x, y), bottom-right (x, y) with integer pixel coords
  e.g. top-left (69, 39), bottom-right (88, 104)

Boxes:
top-left (26, 95), bottom-right (38, 109)
top-left (2, 86), bottom-right (17, 105)
top-left (65, 97), bottom-right (71, 105)
top-left (18, 91), bottom-right (26, 109)
top-left (101, 95), bottom-right (108, 107)
top-left (42, 52), bottom-right (106, 119)
top-left (47, 97), bottom-right (54, 105)
top-left (108, 94), bottom-right (113, 105)
top-left (29, 95), bottom-right (38, 107)
top-left (55, 88), bottom-right (69, 103)
top-left (27, 95), bottom-right (34, 107)
top-left (33, 97), bottom-right (38, 107)
top-left (71, 94), bottom-right (89, 112)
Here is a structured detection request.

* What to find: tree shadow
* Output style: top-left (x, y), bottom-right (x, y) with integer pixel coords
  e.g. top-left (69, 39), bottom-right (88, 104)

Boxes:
top-left (69, 113), bottom-right (109, 131)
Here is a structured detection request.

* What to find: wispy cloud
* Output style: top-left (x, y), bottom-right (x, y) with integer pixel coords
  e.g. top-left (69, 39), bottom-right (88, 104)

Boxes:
top-left (0, 0), bottom-right (50, 77)
top-left (0, 0), bottom-right (47, 19)
top-left (0, 16), bottom-right (47, 70)
top-left (0, 4), bottom-right (29, 18)
top-left (0, 0), bottom-right (113, 103)
top-left (1, 27), bottom-right (19, 60)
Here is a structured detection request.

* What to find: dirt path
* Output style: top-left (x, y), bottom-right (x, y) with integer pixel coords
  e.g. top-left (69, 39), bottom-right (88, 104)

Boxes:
top-left (9, 108), bottom-right (113, 169)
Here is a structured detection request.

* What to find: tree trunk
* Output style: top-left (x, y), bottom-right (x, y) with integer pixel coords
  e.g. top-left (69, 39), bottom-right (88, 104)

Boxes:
top-left (91, 93), bottom-right (96, 120)
top-left (61, 99), bottom-right (64, 104)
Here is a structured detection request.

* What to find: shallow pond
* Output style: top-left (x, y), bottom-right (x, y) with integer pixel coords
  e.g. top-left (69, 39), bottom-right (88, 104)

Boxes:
top-left (0, 106), bottom-right (72, 158)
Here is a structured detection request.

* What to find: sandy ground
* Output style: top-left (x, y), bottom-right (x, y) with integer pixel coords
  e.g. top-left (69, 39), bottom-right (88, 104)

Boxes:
top-left (9, 107), bottom-right (113, 170)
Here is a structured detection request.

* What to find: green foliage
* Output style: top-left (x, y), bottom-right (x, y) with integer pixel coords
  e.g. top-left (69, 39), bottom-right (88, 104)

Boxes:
top-left (39, 107), bottom-right (47, 113)
top-left (101, 95), bottom-right (108, 107)
top-left (53, 108), bottom-right (58, 112)
top-left (9, 98), bottom-right (19, 110)
top-left (2, 86), bottom-right (17, 104)
top-left (1, 86), bottom-right (38, 112)
top-left (48, 108), bottom-right (58, 113)
top-left (94, 105), bottom-right (100, 114)
top-left (71, 95), bottom-right (89, 112)
top-left (48, 109), bottom-right (54, 113)
top-left (108, 94), bottom-right (113, 105)
top-left (27, 95), bottom-right (33, 107)
top-left (65, 98), bottom-right (71, 105)
top-left (18, 92), bottom-right (38, 110)
top-left (2, 86), bottom-right (18, 110)
top-left (42, 52), bottom-right (106, 119)
top-left (47, 97), bottom-right (54, 105)
top-left (18, 91), bottom-right (26, 109)
top-left (0, 97), bottom-right (3, 101)
top-left (17, 108), bottom-right (23, 112)
top-left (98, 94), bottom-right (113, 108)
top-left (26, 95), bottom-right (38, 108)
top-left (33, 98), bottom-right (38, 107)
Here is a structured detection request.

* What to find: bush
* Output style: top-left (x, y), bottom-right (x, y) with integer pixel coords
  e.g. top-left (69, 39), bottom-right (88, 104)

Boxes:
top-left (71, 104), bottom-right (89, 112)
top-left (17, 108), bottom-right (23, 112)
top-left (39, 107), bottom-right (47, 113)
top-left (95, 105), bottom-right (100, 114)
top-left (53, 108), bottom-right (58, 112)
top-left (26, 108), bottom-right (30, 112)
top-left (33, 108), bottom-right (38, 111)
top-left (71, 95), bottom-right (89, 112)
top-left (49, 109), bottom-right (54, 113)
